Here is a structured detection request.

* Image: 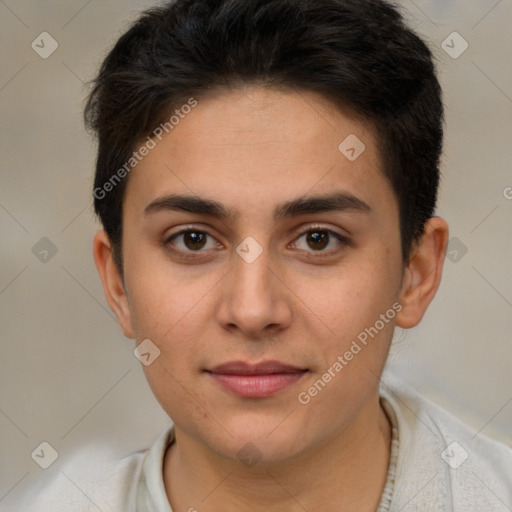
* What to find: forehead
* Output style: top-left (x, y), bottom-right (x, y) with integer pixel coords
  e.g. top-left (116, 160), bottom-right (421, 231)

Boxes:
top-left (124, 86), bottom-right (395, 221)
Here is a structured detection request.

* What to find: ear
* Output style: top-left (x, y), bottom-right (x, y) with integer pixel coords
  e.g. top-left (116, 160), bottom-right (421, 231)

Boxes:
top-left (92, 230), bottom-right (135, 338)
top-left (396, 217), bottom-right (449, 329)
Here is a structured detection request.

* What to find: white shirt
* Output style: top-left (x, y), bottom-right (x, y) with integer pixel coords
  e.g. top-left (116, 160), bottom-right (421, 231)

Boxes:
top-left (13, 373), bottom-right (512, 511)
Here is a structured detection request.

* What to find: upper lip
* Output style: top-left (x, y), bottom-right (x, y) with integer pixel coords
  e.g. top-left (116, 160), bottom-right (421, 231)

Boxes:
top-left (207, 360), bottom-right (306, 375)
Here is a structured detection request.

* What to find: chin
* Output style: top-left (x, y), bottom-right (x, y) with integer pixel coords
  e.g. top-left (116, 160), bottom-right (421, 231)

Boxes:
top-left (208, 414), bottom-right (311, 465)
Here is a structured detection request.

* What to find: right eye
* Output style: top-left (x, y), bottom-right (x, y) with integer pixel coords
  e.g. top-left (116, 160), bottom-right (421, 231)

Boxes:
top-left (164, 228), bottom-right (222, 260)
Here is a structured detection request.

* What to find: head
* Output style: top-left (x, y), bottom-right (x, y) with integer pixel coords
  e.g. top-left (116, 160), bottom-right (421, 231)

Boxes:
top-left (89, 0), bottom-right (448, 465)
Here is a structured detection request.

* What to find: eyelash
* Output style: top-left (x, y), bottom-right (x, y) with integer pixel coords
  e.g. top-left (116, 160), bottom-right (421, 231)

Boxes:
top-left (163, 225), bottom-right (351, 261)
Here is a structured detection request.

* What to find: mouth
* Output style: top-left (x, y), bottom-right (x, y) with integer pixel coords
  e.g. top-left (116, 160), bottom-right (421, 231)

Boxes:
top-left (205, 360), bottom-right (308, 398)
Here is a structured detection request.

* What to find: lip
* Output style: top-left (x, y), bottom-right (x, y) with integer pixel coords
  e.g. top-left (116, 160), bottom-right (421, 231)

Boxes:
top-left (206, 360), bottom-right (307, 398)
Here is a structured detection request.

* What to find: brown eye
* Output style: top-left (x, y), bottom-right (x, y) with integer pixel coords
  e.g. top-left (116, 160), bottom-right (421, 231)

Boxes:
top-left (306, 230), bottom-right (329, 250)
top-left (182, 231), bottom-right (207, 250)
top-left (293, 227), bottom-right (349, 255)
top-left (166, 229), bottom-right (218, 254)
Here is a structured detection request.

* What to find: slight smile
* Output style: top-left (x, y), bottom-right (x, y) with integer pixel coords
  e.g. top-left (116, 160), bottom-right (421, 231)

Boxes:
top-left (205, 360), bottom-right (309, 398)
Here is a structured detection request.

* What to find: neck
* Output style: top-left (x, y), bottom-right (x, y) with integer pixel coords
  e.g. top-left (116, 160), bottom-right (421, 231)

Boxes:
top-left (164, 394), bottom-right (392, 512)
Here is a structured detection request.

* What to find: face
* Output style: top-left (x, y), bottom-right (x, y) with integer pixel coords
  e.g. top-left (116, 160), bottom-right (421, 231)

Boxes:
top-left (112, 86), bottom-right (408, 463)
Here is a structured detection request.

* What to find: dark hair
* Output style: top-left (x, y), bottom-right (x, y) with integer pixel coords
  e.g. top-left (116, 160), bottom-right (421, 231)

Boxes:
top-left (85, 0), bottom-right (443, 270)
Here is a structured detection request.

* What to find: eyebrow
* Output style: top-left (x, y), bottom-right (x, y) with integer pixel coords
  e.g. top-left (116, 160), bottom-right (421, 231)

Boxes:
top-left (144, 191), bottom-right (371, 222)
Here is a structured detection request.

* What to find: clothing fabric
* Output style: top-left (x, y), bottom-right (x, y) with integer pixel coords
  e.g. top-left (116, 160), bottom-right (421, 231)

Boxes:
top-left (13, 373), bottom-right (512, 511)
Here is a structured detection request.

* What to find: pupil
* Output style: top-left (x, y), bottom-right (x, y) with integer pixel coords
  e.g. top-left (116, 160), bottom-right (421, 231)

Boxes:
top-left (307, 231), bottom-right (328, 250)
top-left (185, 231), bottom-right (206, 250)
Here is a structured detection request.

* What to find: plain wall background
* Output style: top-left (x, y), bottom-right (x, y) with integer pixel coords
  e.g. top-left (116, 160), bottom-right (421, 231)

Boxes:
top-left (1, 0), bottom-right (511, 505)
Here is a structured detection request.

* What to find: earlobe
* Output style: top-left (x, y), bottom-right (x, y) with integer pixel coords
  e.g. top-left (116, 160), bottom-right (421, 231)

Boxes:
top-left (396, 217), bottom-right (449, 329)
top-left (92, 230), bottom-right (135, 338)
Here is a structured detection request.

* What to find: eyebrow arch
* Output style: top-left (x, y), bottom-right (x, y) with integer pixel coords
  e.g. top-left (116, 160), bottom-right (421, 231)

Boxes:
top-left (144, 192), bottom-right (371, 221)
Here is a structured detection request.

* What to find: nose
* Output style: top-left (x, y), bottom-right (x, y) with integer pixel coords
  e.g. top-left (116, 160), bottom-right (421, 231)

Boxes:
top-left (215, 241), bottom-right (293, 340)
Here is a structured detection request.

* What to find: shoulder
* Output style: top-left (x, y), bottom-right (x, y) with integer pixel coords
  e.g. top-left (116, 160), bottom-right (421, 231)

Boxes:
top-left (380, 372), bottom-right (512, 511)
top-left (10, 439), bottom-right (148, 512)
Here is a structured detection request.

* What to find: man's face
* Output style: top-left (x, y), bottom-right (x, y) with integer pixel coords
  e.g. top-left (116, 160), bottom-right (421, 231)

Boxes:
top-left (120, 86), bottom-right (404, 462)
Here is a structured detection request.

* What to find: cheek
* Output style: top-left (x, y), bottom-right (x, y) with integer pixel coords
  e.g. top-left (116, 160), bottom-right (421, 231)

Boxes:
top-left (296, 268), bottom-right (398, 417)
top-left (124, 257), bottom-right (212, 373)
top-left (300, 253), bottom-right (402, 389)
top-left (124, 251), bottom-right (204, 338)
top-left (301, 257), bottom-right (400, 337)
top-left (141, 359), bottom-right (208, 431)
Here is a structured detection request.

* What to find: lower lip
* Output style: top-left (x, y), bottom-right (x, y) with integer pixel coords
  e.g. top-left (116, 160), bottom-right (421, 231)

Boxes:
top-left (208, 372), bottom-right (306, 398)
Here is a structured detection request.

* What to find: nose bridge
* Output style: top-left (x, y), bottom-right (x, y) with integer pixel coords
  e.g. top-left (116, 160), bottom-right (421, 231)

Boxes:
top-left (218, 239), bottom-right (290, 335)
top-left (232, 241), bottom-right (274, 308)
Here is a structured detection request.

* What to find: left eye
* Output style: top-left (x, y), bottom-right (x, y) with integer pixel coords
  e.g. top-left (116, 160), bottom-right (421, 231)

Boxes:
top-left (293, 229), bottom-right (346, 252)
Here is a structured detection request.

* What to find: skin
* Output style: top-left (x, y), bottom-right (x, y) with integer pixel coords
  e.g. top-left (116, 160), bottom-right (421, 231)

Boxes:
top-left (94, 85), bottom-right (449, 511)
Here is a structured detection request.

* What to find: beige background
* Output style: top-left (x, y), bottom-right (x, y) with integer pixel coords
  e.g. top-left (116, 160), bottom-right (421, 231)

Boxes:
top-left (1, 0), bottom-right (511, 505)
